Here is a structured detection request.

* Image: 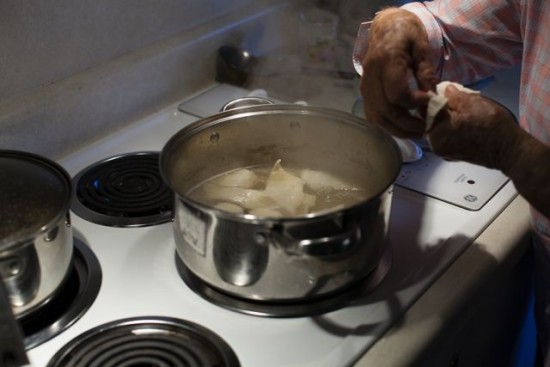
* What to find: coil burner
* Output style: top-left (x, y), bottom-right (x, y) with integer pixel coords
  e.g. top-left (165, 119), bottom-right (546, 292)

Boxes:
top-left (47, 317), bottom-right (240, 367)
top-left (72, 152), bottom-right (173, 227)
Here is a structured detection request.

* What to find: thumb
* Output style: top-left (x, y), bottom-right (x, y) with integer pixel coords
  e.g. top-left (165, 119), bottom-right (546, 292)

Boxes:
top-left (443, 84), bottom-right (460, 98)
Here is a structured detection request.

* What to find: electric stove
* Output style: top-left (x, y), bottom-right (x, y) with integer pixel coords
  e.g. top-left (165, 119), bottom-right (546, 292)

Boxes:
top-left (21, 83), bottom-right (517, 367)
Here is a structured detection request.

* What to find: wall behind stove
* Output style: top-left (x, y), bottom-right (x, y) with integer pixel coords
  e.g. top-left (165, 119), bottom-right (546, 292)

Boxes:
top-left (0, 0), bottom-right (297, 159)
top-left (0, 0), bottom-right (275, 104)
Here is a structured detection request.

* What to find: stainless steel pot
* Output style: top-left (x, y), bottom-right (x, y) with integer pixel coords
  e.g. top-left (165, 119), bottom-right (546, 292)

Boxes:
top-left (0, 150), bottom-right (74, 318)
top-left (160, 103), bottom-right (401, 302)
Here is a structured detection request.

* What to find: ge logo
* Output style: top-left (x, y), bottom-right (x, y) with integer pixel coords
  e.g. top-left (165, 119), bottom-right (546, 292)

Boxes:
top-left (464, 195), bottom-right (478, 202)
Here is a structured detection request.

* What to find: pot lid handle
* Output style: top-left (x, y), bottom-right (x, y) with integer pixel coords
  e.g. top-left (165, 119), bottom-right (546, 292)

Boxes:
top-left (220, 96), bottom-right (274, 112)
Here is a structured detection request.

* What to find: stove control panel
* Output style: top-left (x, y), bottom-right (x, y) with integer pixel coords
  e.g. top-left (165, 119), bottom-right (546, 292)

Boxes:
top-left (395, 151), bottom-right (509, 210)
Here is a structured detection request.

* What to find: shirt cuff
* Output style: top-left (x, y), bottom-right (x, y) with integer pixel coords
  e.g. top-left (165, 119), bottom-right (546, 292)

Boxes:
top-left (401, 3), bottom-right (447, 78)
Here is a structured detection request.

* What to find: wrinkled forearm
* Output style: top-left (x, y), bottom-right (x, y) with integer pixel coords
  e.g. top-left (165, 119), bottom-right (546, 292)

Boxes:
top-left (428, 93), bottom-right (549, 218)
top-left (503, 130), bottom-right (550, 218)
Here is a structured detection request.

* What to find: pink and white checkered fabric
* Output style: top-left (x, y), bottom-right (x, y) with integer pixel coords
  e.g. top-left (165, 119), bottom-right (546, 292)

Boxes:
top-left (353, 0), bottom-right (550, 241)
top-left (354, 1), bottom-right (550, 362)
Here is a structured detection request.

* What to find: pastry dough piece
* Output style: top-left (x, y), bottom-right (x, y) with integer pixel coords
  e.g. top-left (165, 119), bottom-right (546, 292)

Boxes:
top-left (215, 168), bottom-right (259, 189)
top-left (294, 193), bottom-right (317, 215)
top-left (197, 160), bottom-right (318, 216)
top-left (264, 160), bottom-right (309, 214)
top-left (299, 169), bottom-right (356, 191)
top-left (214, 202), bottom-right (245, 213)
top-left (249, 207), bottom-right (285, 218)
top-left (425, 81), bottom-right (479, 132)
top-left (198, 184), bottom-right (275, 210)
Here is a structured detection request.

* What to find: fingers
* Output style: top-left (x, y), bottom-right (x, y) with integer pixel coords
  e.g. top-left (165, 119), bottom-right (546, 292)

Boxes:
top-left (443, 85), bottom-right (462, 110)
top-left (359, 8), bottom-right (437, 139)
top-left (362, 83), bottom-right (430, 138)
top-left (443, 84), bottom-right (460, 97)
top-left (427, 109), bottom-right (452, 154)
top-left (361, 71), bottom-right (427, 138)
top-left (411, 28), bottom-right (438, 92)
top-left (381, 61), bottom-right (418, 109)
top-left (410, 90), bottom-right (433, 105)
top-left (368, 106), bottom-right (426, 139)
top-left (378, 76), bottom-right (433, 136)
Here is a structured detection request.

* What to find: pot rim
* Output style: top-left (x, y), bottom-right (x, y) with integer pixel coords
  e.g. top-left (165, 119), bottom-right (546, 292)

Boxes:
top-left (165, 103), bottom-right (401, 148)
top-left (175, 191), bottom-right (388, 223)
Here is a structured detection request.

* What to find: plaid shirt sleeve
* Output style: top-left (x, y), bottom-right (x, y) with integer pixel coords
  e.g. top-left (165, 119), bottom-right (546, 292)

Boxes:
top-left (402, 1), bottom-right (523, 84)
top-left (402, 1), bottom-right (550, 241)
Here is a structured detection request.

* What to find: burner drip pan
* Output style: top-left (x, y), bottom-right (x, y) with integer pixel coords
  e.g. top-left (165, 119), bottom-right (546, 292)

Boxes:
top-left (46, 317), bottom-right (240, 367)
top-left (20, 238), bottom-right (102, 349)
top-left (176, 245), bottom-right (392, 318)
top-left (72, 152), bottom-right (173, 227)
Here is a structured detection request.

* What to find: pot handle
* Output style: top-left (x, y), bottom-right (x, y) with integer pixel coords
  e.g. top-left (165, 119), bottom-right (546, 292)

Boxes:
top-left (279, 226), bottom-right (360, 257)
top-left (220, 96), bottom-right (274, 112)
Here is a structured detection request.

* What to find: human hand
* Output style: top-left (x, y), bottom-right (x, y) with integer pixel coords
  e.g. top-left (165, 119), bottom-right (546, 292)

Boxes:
top-left (360, 8), bottom-right (438, 139)
top-left (428, 84), bottom-right (521, 170)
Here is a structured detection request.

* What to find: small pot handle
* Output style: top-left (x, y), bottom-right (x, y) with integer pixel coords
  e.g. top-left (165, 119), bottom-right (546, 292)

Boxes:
top-left (220, 96), bottom-right (274, 112)
top-left (277, 225), bottom-right (360, 257)
top-left (297, 227), bottom-right (359, 256)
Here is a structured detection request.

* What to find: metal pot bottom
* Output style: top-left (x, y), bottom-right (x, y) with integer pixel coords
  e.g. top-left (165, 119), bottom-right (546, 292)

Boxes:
top-left (20, 238), bottom-right (102, 349)
top-left (175, 245), bottom-right (392, 318)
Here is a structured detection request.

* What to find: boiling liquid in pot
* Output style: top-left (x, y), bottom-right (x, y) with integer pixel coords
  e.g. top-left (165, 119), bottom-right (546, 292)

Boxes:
top-left (187, 160), bottom-right (368, 217)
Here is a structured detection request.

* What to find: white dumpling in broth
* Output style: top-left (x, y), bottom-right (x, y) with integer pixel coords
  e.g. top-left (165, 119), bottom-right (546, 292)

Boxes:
top-left (299, 169), bottom-right (356, 191)
top-left (264, 160), bottom-right (308, 214)
top-left (294, 193), bottom-right (316, 215)
top-left (249, 207), bottom-right (285, 218)
top-left (215, 168), bottom-right (259, 189)
top-left (198, 183), bottom-right (276, 209)
top-left (214, 202), bottom-right (245, 213)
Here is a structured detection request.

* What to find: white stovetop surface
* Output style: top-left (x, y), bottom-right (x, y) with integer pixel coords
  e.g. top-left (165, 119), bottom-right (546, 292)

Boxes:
top-left (26, 83), bottom-right (517, 367)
